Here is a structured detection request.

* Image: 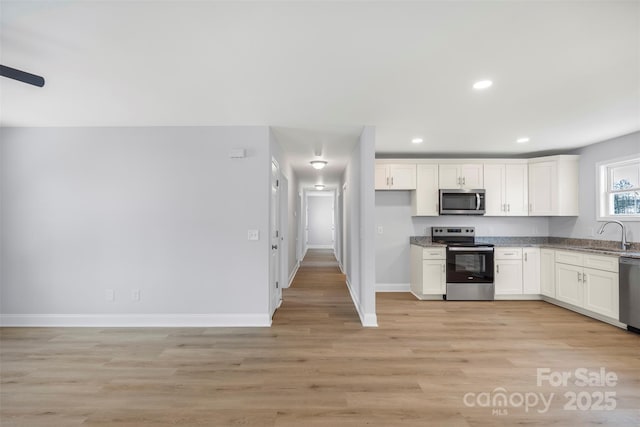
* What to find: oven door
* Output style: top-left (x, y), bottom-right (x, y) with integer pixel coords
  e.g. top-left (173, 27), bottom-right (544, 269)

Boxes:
top-left (446, 246), bottom-right (494, 283)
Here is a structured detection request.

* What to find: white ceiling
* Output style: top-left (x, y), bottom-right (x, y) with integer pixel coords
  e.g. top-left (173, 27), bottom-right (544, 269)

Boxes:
top-left (1, 1), bottom-right (639, 187)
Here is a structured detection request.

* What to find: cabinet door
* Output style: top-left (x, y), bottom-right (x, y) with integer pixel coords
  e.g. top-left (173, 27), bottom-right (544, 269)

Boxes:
top-left (422, 260), bottom-right (446, 294)
top-left (411, 164), bottom-right (439, 216)
top-left (504, 164), bottom-right (528, 216)
top-left (522, 248), bottom-right (541, 294)
top-left (555, 263), bottom-right (583, 306)
top-left (375, 165), bottom-right (389, 190)
top-left (495, 260), bottom-right (523, 295)
top-left (540, 249), bottom-right (556, 298)
top-left (583, 268), bottom-right (619, 319)
top-left (389, 164), bottom-right (416, 190)
top-left (529, 161), bottom-right (557, 215)
top-left (438, 164), bottom-right (461, 188)
top-left (461, 164), bottom-right (483, 188)
top-left (483, 164), bottom-right (505, 216)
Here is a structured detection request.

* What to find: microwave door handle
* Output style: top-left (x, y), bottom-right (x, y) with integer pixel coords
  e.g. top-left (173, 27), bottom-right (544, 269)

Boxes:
top-left (476, 193), bottom-right (481, 210)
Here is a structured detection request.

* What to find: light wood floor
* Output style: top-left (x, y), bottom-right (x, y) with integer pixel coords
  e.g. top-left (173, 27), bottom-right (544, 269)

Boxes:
top-left (1, 249), bottom-right (639, 426)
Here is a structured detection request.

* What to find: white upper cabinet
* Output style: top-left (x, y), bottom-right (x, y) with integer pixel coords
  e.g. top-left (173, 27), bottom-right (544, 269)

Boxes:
top-left (375, 163), bottom-right (417, 190)
top-left (528, 155), bottom-right (579, 216)
top-left (411, 164), bottom-right (439, 216)
top-left (438, 164), bottom-right (483, 189)
top-left (484, 163), bottom-right (528, 216)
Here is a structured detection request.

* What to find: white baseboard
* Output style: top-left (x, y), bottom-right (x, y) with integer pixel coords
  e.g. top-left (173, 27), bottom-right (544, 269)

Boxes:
top-left (287, 261), bottom-right (300, 288)
top-left (0, 313), bottom-right (272, 328)
top-left (540, 297), bottom-right (626, 329)
top-left (494, 294), bottom-right (543, 300)
top-left (345, 277), bottom-right (378, 328)
top-left (376, 283), bottom-right (410, 292)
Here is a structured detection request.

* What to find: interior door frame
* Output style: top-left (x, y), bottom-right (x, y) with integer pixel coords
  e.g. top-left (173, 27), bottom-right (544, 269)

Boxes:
top-left (270, 158), bottom-right (282, 317)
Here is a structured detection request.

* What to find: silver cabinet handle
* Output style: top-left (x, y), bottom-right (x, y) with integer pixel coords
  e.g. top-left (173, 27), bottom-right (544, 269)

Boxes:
top-left (442, 264), bottom-right (445, 273)
top-left (391, 176), bottom-right (394, 186)
top-left (429, 252), bottom-right (440, 256)
top-left (463, 177), bottom-right (466, 185)
top-left (507, 204), bottom-right (510, 212)
top-left (583, 273), bottom-right (587, 284)
top-left (524, 253), bottom-right (528, 262)
top-left (497, 265), bottom-right (500, 274)
top-left (457, 177), bottom-right (461, 186)
top-left (529, 203), bottom-right (532, 212)
top-left (577, 272), bottom-right (582, 282)
top-left (386, 177), bottom-right (389, 186)
top-left (503, 252), bottom-right (515, 255)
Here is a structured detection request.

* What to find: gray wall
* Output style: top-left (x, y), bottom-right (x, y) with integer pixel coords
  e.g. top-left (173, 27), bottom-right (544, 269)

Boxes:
top-left (549, 131), bottom-right (640, 243)
top-left (0, 126), bottom-right (271, 325)
top-left (341, 125), bottom-right (377, 326)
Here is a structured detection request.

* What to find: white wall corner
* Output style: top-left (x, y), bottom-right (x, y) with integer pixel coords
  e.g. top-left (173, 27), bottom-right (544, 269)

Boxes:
top-left (287, 261), bottom-right (300, 288)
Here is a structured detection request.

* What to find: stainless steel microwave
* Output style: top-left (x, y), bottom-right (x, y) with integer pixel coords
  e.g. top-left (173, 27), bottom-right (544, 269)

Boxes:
top-left (439, 189), bottom-right (486, 215)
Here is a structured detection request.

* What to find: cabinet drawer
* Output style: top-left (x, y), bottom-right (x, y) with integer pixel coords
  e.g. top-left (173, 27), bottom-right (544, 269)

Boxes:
top-left (583, 254), bottom-right (618, 273)
top-left (423, 248), bottom-right (446, 259)
top-left (495, 248), bottom-right (522, 260)
top-left (555, 250), bottom-right (583, 266)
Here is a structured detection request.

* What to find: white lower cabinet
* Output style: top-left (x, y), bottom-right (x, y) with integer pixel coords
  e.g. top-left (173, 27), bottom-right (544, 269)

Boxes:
top-left (523, 248), bottom-right (541, 294)
top-left (554, 250), bottom-right (619, 320)
top-left (583, 268), bottom-right (619, 320)
top-left (410, 245), bottom-right (446, 299)
top-left (540, 249), bottom-right (556, 298)
top-left (494, 248), bottom-right (523, 295)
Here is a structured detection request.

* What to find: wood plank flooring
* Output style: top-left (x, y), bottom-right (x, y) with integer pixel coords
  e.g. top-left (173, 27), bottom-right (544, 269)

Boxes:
top-left (1, 249), bottom-right (639, 426)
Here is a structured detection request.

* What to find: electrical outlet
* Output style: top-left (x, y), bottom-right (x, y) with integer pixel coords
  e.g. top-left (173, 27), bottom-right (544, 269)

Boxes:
top-left (377, 226), bottom-right (384, 234)
top-left (105, 289), bottom-right (115, 302)
top-left (132, 289), bottom-right (140, 302)
top-left (247, 229), bottom-right (259, 241)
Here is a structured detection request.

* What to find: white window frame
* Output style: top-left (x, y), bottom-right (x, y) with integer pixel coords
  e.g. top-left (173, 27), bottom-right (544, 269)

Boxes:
top-left (596, 154), bottom-right (640, 221)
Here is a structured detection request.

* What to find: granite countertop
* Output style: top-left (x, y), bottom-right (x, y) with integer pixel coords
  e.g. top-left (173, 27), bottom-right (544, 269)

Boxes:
top-left (409, 236), bottom-right (640, 259)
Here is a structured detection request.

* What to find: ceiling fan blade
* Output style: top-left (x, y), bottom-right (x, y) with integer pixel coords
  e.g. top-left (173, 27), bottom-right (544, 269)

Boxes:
top-left (0, 65), bottom-right (45, 87)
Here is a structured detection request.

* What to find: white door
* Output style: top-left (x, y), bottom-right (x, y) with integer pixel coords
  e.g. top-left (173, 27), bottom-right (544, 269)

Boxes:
top-left (504, 164), bottom-right (528, 216)
top-left (495, 260), bottom-right (523, 295)
top-left (540, 249), bottom-right (556, 297)
top-left (270, 160), bottom-right (281, 316)
top-left (522, 248), bottom-right (541, 294)
top-left (483, 164), bottom-right (505, 216)
top-left (422, 260), bottom-right (446, 294)
top-left (460, 164), bottom-right (483, 188)
top-left (529, 161), bottom-right (556, 215)
top-left (583, 268), bottom-right (619, 319)
top-left (388, 164), bottom-right (416, 189)
top-left (555, 263), bottom-right (583, 306)
top-left (306, 195), bottom-right (334, 248)
top-left (438, 164), bottom-right (461, 188)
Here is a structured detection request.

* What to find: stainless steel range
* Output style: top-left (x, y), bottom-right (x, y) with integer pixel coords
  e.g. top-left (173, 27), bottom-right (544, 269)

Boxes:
top-left (431, 227), bottom-right (495, 301)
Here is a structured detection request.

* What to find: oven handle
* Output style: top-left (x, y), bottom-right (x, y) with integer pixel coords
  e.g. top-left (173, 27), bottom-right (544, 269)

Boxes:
top-left (447, 247), bottom-right (494, 252)
top-left (476, 193), bottom-right (481, 210)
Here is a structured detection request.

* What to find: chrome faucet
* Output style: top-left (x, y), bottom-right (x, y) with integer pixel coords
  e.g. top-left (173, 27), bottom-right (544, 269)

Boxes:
top-left (597, 220), bottom-right (630, 251)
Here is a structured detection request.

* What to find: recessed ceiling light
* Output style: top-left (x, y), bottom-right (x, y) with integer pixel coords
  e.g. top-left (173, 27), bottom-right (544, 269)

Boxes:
top-left (516, 137), bottom-right (530, 144)
top-left (315, 184), bottom-right (325, 190)
top-left (411, 138), bottom-right (424, 144)
top-left (473, 80), bottom-right (493, 90)
top-left (310, 160), bottom-right (328, 170)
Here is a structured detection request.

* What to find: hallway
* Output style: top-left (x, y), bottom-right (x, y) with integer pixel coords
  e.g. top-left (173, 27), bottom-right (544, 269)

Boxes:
top-left (272, 249), bottom-right (361, 327)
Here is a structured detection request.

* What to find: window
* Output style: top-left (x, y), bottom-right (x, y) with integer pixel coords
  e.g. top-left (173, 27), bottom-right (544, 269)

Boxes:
top-left (597, 156), bottom-right (640, 220)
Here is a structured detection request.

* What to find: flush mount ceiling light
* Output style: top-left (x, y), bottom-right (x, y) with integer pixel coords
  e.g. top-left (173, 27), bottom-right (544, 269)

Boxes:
top-left (310, 160), bottom-right (328, 170)
top-left (473, 80), bottom-right (493, 90)
top-left (516, 137), bottom-right (530, 144)
top-left (411, 138), bottom-right (424, 144)
top-left (315, 184), bottom-right (325, 190)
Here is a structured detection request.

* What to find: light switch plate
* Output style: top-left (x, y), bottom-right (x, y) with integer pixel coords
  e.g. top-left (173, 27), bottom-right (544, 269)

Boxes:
top-left (247, 229), bottom-right (259, 241)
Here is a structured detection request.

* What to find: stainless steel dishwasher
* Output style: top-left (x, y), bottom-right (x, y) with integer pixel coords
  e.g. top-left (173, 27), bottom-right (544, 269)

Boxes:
top-left (619, 257), bottom-right (640, 333)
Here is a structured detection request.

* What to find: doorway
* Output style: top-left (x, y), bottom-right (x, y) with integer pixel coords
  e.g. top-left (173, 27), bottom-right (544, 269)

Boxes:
top-left (305, 192), bottom-right (335, 251)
